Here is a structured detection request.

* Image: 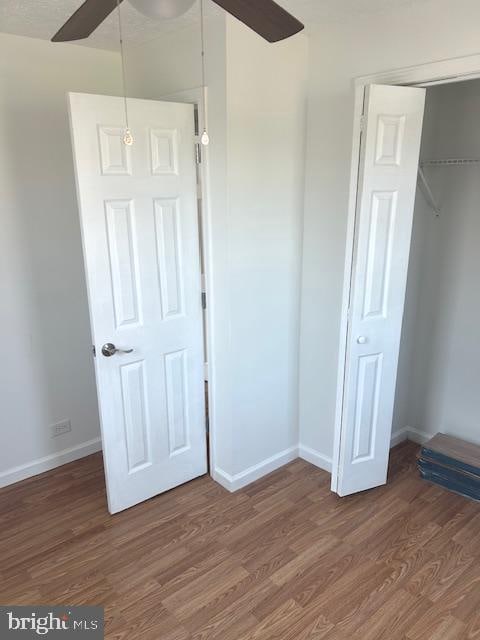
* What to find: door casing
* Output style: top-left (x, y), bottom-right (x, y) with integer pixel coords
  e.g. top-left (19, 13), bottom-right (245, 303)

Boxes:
top-left (332, 54), bottom-right (480, 493)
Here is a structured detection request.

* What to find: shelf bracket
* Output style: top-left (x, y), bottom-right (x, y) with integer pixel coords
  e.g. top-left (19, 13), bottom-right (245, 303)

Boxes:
top-left (418, 166), bottom-right (440, 218)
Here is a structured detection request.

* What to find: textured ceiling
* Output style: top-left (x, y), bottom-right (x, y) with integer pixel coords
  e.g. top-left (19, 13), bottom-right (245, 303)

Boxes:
top-left (0, 0), bottom-right (431, 50)
top-left (0, 0), bottom-right (214, 50)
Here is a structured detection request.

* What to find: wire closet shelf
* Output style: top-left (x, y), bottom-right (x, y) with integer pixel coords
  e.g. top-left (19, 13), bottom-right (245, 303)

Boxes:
top-left (417, 158), bottom-right (480, 218)
top-left (420, 158), bottom-right (480, 167)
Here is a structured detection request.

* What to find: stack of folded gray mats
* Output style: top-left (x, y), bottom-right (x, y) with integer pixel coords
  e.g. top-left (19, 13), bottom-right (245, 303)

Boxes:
top-left (417, 433), bottom-right (480, 502)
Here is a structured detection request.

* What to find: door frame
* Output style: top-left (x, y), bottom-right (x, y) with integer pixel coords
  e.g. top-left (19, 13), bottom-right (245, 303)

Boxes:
top-left (332, 54), bottom-right (480, 492)
top-left (158, 86), bottom-right (218, 477)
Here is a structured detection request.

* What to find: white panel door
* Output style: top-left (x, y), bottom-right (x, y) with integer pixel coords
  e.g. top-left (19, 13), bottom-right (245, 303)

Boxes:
top-left (69, 93), bottom-right (207, 513)
top-left (335, 84), bottom-right (425, 496)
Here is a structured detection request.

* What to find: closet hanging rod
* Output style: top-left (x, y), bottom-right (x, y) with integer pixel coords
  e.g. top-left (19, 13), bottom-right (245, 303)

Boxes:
top-left (420, 158), bottom-right (480, 167)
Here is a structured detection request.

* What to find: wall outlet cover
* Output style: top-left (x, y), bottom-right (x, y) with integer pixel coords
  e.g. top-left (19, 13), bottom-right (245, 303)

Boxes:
top-left (50, 420), bottom-right (72, 438)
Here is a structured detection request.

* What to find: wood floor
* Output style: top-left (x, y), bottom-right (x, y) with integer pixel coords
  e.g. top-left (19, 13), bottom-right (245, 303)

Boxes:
top-left (1, 441), bottom-right (480, 639)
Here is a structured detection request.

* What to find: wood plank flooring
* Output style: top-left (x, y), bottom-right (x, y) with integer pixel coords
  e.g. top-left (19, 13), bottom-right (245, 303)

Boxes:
top-left (1, 441), bottom-right (479, 639)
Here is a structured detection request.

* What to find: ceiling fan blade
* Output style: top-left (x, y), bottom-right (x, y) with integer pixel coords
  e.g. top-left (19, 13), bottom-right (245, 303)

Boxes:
top-left (52, 0), bottom-right (125, 42)
top-left (211, 0), bottom-right (304, 42)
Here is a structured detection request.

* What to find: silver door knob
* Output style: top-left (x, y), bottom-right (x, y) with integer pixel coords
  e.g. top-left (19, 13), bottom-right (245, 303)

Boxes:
top-left (101, 343), bottom-right (134, 357)
top-left (357, 336), bottom-right (368, 345)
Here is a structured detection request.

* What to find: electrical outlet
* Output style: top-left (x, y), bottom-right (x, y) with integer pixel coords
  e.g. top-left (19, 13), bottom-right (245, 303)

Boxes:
top-left (51, 420), bottom-right (72, 438)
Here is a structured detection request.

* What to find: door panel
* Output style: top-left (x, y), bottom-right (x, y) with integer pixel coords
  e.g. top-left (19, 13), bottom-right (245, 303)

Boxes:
top-left (154, 198), bottom-right (184, 319)
top-left (69, 93), bottom-right (207, 513)
top-left (335, 84), bottom-right (426, 496)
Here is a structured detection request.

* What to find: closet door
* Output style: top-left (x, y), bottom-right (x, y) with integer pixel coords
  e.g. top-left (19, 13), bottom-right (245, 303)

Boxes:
top-left (335, 84), bottom-right (426, 496)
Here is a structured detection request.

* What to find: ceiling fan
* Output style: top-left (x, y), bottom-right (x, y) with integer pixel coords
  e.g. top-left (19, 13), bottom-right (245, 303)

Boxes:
top-left (51, 0), bottom-right (304, 44)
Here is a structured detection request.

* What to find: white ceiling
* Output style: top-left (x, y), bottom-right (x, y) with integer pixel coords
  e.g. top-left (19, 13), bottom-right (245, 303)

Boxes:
top-left (0, 0), bottom-right (211, 50)
top-left (0, 0), bottom-right (429, 51)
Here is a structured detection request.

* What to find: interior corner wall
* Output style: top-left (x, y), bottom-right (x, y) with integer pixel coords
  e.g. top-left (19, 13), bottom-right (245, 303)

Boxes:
top-left (126, 17), bottom-right (308, 488)
top-left (393, 79), bottom-right (480, 446)
top-left (224, 17), bottom-right (308, 481)
top-left (0, 33), bottom-right (122, 486)
top-left (299, 0), bottom-right (480, 465)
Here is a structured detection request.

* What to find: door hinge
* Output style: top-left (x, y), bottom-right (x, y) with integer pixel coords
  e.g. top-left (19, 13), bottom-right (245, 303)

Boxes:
top-left (92, 345), bottom-right (96, 357)
top-left (360, 115), bottom-right (366, 132)
top-left (201, 291), bottom-right (207, 310)
top-left (195, 142), bottom-right (202, 165)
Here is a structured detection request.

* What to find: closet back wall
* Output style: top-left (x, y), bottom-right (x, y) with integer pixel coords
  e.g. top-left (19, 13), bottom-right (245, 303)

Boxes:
top-left (394, 79), bottom-right (480, 445)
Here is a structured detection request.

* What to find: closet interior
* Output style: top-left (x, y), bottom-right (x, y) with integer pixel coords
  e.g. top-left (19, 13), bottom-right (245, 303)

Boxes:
top-left (393, 78), bottom-right (480, 448)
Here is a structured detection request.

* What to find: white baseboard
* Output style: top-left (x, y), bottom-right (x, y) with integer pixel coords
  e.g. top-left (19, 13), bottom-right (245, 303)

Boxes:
top-left (298, 444), bottom-right (332, 473)
top-left (212, 445), bottom-right (299, 492)
top-left (390, 427), bottom-right (409, 447)
top-left (213, 426), bottom-right (434, 494)
top-left (390, 426), bottom-right (432, 449)
top-left (0, 438), bottom-right (102, 488)
top-left (212, 443), bottom-right (334, 492)
top-left (405, 426), bottom-right (432, 445)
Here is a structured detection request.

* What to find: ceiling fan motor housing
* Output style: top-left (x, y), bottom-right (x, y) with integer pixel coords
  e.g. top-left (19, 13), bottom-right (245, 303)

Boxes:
top-left (128, 0), bottom-right (196, 20)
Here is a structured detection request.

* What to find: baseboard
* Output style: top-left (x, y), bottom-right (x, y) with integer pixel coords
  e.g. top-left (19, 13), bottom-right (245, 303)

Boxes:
top-left (405, 426), bottom-right (432, 445)
top-left (298, 444), bottom-right (332, 473)
top-left (212, 445), bottom-right (299, 493)
top-left (213, 427), bottom-right (433, 493)
top-left (212, 443), bottom-right (335, 492)
top-left (391, 426), bottom-right (433, 448)
top-left (390, 427), bottom-right (409, 448)
top-left (214, 427), bottom-right (435, 493)
top-left (0, 438), bottom-right (102, 488)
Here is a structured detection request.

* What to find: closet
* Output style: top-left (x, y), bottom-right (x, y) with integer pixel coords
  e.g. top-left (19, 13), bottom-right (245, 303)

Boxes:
top-left (393, 78), bottom-right (480, 447)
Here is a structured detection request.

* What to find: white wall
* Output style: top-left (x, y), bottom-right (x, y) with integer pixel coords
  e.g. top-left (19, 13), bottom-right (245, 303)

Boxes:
top-left (225, 18), bottom-right (308, 478)
top-left (394, 79), bottom-right (480, 445)
top-left (127, 16), bottom-right (308, 487)
top-left (0, 33), bottom-right (121, 485)
top-left (299, 0), bottom-right (480, 463)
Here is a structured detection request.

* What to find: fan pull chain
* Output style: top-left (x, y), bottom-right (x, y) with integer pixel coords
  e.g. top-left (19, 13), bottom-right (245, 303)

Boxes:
top-left (116, 0), bottom-right (133, 146)
top-left (200, 0), bottom-right (209, 146)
